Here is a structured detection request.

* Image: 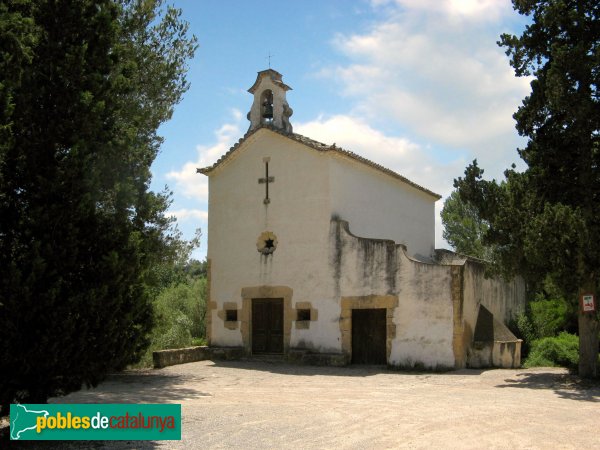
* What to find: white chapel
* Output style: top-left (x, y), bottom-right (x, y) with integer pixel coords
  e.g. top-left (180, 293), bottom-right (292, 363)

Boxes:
top-left (198, 69), bottom-right (525, 369)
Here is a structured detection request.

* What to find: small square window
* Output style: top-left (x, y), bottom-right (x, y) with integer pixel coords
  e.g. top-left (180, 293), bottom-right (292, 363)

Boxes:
top-left (297, 309), bottom-right (311, 321)
top-left (225, 309), bottom-right (238, 322)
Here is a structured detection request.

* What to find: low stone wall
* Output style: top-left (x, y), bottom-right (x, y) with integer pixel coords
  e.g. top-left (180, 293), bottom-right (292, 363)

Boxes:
top-left (153, 346), bottom-right (350, 368)
top-left (153, 346), bottom-right (248, 369)
top-left (153, 346), bottom-right (211, 369)
top-left (154, 341), bottom-right (522, 370)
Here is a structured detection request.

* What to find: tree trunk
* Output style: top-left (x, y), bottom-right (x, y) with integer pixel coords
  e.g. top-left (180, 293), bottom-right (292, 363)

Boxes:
top-left (578, 284), bottom-right (599, 378)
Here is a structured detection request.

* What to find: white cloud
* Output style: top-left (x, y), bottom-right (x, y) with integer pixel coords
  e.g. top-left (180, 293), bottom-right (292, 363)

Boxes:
top-left (344, 1), bottom-right (529, 250)
top-left (297, 115), bottom-right (443, 190)
top-left (166, 109), bottom-right (243, 201)
top-left (165, 2), bottom-right (530, 253)
top-left (165, 111), bottom-right (245, 259)
top-left (168, 208), bottom-right (208, 222)
top-left (297, 114), bottom-right (465, 192)
top-left (371, 0), bottom-right (511, 21)
top-left (169, 111), bottom-right (461, 250)
top-left (326, 0), bottom-right (530, 172)
top-left (354, 3), bottom-right (529, 251)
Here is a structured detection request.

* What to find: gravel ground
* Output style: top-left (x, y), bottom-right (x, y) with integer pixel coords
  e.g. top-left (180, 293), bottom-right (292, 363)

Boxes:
top-left (5, 360), bottom-right (600, 449)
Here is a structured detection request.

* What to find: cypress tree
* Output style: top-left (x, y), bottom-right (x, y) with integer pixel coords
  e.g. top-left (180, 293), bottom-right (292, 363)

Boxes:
top-left (0, 0), bottom-right (197, 411)
top-left (456, 0), bottom-right (600, 377)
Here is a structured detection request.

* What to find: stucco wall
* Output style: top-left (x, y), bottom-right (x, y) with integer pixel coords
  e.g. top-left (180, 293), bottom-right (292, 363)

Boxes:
top-left (461, 265), bottom-right (481, 359)
top-left (206, 128), bottom-right (440, 355)
top-left (331, 221), bottom-right (525, 369)
top-left (207, 129), bottom-right (339, 351)
top-left (462, 261), bottom-right (526, 337)
top-left (329, 155), bottom-right (436, 260)
top-left (204, 129), bottom-right (524, 368)
top-left (332, 220), bottom-right (455, 369)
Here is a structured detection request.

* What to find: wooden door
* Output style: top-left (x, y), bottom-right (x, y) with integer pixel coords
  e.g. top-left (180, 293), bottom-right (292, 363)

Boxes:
top-left (252, 298), bottom-right (284, 354)
top-left (351, 308), bottom-right (387, 364)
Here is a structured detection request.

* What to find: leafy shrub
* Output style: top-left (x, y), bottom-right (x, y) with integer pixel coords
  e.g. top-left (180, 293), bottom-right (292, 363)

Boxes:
top-left (511, 281), bottom-right (574, 359)
top-left (154, 278), bottom-right (206, 339)
top-left (155, 312), bottom-right (194, 350)
top-left (192, 337), bottom-right (207, 346)
top-left (510, 312), bottom-right (536, 357)
top-left (524, 332), bottom-right (579, 370)
top-left (134, 275), bottom-right (207, 367)
top-left (529, 297), bottom-right (571, 338)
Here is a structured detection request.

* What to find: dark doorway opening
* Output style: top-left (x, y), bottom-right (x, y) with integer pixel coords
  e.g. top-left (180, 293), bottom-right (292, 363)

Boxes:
top-left (351, 308), bottom-right (387, 364)
top-left (252, 298), bottom-right (284, 354)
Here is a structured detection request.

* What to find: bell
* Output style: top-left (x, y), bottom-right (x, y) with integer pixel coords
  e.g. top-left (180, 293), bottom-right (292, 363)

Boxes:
top-left (262, 102), bottom-right (273, 119)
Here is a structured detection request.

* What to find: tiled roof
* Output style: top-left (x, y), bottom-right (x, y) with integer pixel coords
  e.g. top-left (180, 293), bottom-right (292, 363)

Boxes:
top-left (197, 124), bottom-right (441, 200)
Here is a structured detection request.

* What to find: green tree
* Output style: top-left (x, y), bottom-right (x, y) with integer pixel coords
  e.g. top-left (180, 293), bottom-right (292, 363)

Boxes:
top-left (146, 228), bottom-right (202, 299)
top-left (455, 0), bottom-right (599, 377)
top-left (0, 0), bottom-right (197, 412)
top-left (441, 191), bottom-right (492, 260)
top-left (137, 257), bottom-right (208, 368)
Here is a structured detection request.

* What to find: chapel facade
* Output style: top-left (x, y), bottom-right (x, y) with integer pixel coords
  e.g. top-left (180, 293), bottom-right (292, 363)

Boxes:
top-left (197, 69), bottom-right (525, 369)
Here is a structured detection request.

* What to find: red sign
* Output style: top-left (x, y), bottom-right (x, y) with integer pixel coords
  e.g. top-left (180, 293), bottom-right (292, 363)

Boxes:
top-left (580, 293), bottom-right (595, 313)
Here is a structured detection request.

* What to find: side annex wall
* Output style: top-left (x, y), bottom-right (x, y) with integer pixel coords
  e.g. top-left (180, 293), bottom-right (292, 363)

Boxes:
top-left (331, 219), bottom-right (525, 369)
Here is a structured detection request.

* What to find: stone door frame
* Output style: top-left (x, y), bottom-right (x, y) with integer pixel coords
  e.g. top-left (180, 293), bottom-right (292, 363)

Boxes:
top-left (340, 295), bottom-right (398, 363)
top-left (240, 286), bottom-right (293, 355)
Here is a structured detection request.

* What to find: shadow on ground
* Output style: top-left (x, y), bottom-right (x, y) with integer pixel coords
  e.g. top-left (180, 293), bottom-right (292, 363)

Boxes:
top-left (0, 371), bottom-right (211, 445)
top-left (208, 358), bottom-right (486, 377)
top-left (2, 437), bottom-right (161, 449)
top-left (51, 371), bottom-right (211, 404)
top-left (497, 370), bottom-right (600, 402)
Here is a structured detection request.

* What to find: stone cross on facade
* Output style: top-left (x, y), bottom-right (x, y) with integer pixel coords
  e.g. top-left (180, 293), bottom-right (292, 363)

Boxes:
top-left (258, 156), bottom-right (274, 204)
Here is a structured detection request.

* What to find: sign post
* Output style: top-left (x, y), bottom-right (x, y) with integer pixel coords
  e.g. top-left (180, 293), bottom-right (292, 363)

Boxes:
top-left (580, 293), bottom-right (596, 313)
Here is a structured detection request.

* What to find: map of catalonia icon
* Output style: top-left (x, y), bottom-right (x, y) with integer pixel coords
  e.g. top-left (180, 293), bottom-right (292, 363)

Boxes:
top-left (10, 404), bottom-right (49, 440)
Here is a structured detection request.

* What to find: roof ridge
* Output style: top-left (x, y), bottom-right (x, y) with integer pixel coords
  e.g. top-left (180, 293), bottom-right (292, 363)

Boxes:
top-left (197, 124), bottom-right (441, 199)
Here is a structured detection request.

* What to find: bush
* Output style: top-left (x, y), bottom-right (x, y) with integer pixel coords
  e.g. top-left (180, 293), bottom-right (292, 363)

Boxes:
top-left (192, 337), bottom-right (207, 346)
top-left (529, 297), bottom-right (571, 338)
top-left (134, 275), bottom-right (207, 367)
top-left (155, 312), bottom-right (194, 350)
top-left (510, 283), bottom-right (575, 359)
top-left (524, 332), bottom-right (579, 370)
top-left (509, 312), bottom-right (536, 357)
top-left (154, 278), bottom-right (207, 339)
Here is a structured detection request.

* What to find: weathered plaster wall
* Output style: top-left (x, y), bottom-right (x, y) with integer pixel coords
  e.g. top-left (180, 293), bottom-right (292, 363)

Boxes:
top-left (468, 341), bottom-right (522, 369)
top-left (293, 298), bottom-right (341, 352)
top-left (460, 265), bottom-right (480, 365)
top-left (329, 155), bottom-right (436, 260)
top-left (332, 220), bottom-right (455, 369)
top-left (331, 220), bottom-right (525, 369)
top-left (205, 129), bottom-right (524, 368)
top-left (462, 261), bottom-right (526, 337)
top-left (462, 260), bottom-right (526, 368)
top-left (207, 129), bottom-right (339, 352)
top-left (392, 258), bottom-right (455, 368)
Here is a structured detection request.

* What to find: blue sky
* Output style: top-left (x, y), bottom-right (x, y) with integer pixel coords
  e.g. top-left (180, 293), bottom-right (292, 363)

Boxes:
top-left (150, 0), bottom-right (532, 260)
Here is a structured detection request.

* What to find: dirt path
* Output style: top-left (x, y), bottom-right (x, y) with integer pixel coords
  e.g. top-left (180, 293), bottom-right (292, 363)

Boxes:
top-left (8, 361), bottom-right (600, 449)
